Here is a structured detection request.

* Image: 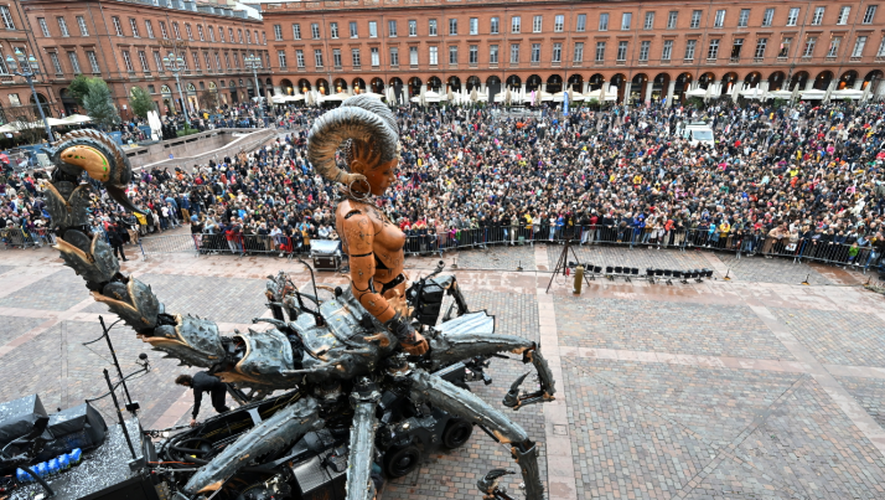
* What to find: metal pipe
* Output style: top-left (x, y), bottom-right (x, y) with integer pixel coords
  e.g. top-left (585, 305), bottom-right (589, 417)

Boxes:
top-left (100, 316), bottom-right (134, 408)
top-left (103, 368), bottom-right (138, 461)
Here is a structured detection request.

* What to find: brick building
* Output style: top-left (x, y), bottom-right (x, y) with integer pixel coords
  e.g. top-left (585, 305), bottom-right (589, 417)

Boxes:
top-left (0, 1), bottom-right (54, 125)
top-left (20, 0), bottom-right (272, 119)
top-left (260, 0), bottom-right (885, 104)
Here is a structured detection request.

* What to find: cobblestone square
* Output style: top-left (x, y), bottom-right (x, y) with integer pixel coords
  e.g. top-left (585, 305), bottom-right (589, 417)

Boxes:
top-left (0, 245), bottom-right (883, 500)
top-left (555, 296), bottom-right (796, 360)
top-left (771, 308), bottom-right (885, 366)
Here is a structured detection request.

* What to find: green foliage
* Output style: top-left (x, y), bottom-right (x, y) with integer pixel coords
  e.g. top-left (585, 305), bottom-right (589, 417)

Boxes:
top-left (128, 86), bottom-right (154, 119)
top-left (69, 75), bottom-right (110, 105)
top-left (176, 127), bottom-right (200, 137)
top-left (68, 75), bottom-right (92, 105)
top-left (687, 96), bottom-right (705, 110)
top-left (82, 82), bottom-right (120, 129)
top-left (772, 98), bottom-right (787, 109)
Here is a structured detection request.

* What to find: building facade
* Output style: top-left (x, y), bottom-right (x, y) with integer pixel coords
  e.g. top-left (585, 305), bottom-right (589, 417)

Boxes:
top-left (261, 0), bottom-right (885, 103)
top-left (21, 0), bottom-right (272, 118)
top-left (0, 1), bottom-right (54, 125)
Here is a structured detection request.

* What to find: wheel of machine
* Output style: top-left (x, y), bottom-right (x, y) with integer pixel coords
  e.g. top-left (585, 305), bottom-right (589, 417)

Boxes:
top-left (384, 444), bottom-right (421, 478)
top-left (442, 418), bottom-right (473, 449)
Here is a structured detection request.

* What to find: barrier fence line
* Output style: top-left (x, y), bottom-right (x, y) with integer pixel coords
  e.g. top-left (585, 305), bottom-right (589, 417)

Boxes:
top-left (0, 227), bottom-right (55, 250)
top-left (118, 225), bottom-right (884, 276)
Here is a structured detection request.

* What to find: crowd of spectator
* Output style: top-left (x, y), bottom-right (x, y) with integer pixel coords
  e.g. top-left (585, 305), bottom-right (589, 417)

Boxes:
top-left (120, 101), bottom-right (276, 144)
top-left (3, 98), bottom-right (885, 270)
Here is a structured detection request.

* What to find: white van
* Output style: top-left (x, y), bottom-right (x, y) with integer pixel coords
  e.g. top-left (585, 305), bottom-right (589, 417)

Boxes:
top-left (680, 122), bottom-right (715, 147)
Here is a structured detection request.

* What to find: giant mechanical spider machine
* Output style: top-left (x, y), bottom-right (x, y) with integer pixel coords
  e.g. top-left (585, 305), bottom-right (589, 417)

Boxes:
top-left (40, 125), bottom-right (555, 500)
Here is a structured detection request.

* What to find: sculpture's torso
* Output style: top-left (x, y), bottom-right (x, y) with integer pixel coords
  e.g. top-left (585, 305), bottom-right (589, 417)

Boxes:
top-left (336, 198), bottom-right (406, 297)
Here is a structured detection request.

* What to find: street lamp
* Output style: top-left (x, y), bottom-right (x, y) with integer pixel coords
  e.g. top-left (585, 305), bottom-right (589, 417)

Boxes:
top-left (162, 52), bottom-right (191, 128)
top-left (6, 48), bottom-right (54, 142)
top-left (243, 53), bottom-right (265, 124)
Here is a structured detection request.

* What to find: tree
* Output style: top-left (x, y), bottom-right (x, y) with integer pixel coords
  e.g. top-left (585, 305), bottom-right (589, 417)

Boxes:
top-left (4, 104), bottom-right (45, 145)
top-left (82, 82), bottom-right (120, 129)
top-left (129, 86), bottom-right (154, 119)
top-left (68, 75), bottom-right (93, 105)
top-left (69, 75), bottom-right (112, 106)
top-left (199, 90), bottom-right (218, 111)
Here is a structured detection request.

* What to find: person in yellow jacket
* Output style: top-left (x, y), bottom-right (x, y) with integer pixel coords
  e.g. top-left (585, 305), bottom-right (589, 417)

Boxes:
top-left (134, 211), bottom-right (148, 237)
top-left (718, 220), bottom-right (731, 249)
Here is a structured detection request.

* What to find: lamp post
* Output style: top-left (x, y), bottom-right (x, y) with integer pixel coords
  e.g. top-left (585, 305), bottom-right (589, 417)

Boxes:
top-left (243, 53), bottom-right (264, 124)
top-left (162, 53), bottom-right (190, 128)
top-left (6, 48), bottom-right (54, 142)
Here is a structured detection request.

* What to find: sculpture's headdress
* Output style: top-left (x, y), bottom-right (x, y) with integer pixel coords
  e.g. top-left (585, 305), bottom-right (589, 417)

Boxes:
top-left (307, 95), bottom-right (399, 185)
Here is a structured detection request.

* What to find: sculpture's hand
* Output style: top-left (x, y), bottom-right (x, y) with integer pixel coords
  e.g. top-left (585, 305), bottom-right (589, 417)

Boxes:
top-left (363, 332), bottom-right (391, 348)
top-left (385, 313), bottom-right (428, 355)
top-left (402, 332), bottom-right (429, 356)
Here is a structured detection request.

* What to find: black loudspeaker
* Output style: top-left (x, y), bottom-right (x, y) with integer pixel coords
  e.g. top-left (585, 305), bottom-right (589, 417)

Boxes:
top-left (0, 394), bottom-right (47, 455)
top-left (409, 278), bottom-right (447, 326)
top-left (37, 403), bottom-right (108, 461)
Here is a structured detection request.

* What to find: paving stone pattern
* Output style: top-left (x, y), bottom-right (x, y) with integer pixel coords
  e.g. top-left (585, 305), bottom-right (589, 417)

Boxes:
top-left (732, 377), bottom-right (885, 499)
top-left (569, 358), bottom-right (804, 449)
top-left (0, 265), bottom-right (17, 276)
top-left (454, 244), bottom-right (536, 271)
top-left (0, 269), bottom-right (90, 311)
top-left (565, 358), bottom-right (885, 500)
top-left (771, 308), bottom-right (885, 366)
top-left (719, 254), bottom-right (833, 286)
top-left (555, 296), bottom-right (796, 360)
top-left (0, 315), bottom-right (45, 347)
top-left (835, 376), bottom-right (885, 430)
top-left (564, 359), bottom-right (719, 499)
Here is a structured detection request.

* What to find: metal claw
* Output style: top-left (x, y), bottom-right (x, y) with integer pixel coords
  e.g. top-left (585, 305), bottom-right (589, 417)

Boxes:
top-left (477, 469), bottom-right (516, 500)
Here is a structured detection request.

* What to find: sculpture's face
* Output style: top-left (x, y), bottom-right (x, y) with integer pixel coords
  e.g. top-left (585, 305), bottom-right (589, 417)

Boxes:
top-left (359, 157), bottom-right (398, 196)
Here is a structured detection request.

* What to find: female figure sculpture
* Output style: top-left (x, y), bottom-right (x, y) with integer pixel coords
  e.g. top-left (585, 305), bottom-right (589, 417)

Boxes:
top-left (307, 95), bottom-right (428, 355)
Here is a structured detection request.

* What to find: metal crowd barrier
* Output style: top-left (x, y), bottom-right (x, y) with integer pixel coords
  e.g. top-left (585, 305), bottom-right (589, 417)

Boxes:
top-left (0, 227), bottom-right (54, 249)
top-left (32, 225), bottom-right (883, 274)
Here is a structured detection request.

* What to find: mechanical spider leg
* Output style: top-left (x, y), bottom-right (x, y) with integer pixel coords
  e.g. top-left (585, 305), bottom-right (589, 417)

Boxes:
top-left (344, 378), bottom-right (381, 500)
top-left (408, 370), bottom-right (544, 500)
top-left (184, 397), bottom-right (322, 496)
top-left (428, 333), bottom-right (556, 409)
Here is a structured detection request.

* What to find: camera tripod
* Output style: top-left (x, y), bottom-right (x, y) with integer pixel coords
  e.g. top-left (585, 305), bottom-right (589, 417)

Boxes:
top-left (546, 238), bottom-right (592, 294)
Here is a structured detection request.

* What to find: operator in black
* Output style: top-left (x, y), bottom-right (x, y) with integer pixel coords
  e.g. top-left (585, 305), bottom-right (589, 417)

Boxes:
top-left (175, 372), bottom-right (231, 427)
